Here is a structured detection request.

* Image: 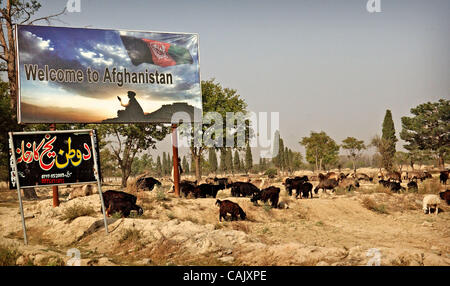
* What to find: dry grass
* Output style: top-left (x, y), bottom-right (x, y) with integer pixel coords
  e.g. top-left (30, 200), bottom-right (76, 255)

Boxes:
top-left (119, 228), bottom-right (142, 244)
top-left (361, 197), bottom-right (388, 214)
top-left (362, 184), bottom-right (393, 195)
top-left (60, 204), bottom-right (96, 223)
top-left (143, 236), bottom-right (181, 265)
top-left (231, 221), bottom-right (251, 233)
top-left (0, 244), bottom-right (20, 266)
top-left (418, 178), bottom-right (442, 194)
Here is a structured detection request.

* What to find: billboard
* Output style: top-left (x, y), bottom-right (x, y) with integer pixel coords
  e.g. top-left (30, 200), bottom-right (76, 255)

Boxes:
top-left (9, 130), bottom-right (101, 189)
top-left (15, 25), bottom-right (202, 123)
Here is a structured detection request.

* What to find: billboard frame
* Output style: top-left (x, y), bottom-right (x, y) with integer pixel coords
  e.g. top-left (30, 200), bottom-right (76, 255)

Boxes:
top-left (14, 24), bottom-right (203, 125)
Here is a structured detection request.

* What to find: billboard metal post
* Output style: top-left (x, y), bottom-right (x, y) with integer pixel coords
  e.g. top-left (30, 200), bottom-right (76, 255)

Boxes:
top-left (9, 132), bottom-right (28, 245)
top-left (49, 123), bottom-right (59, 207)
top-left (90, 130), bottom-right (109, 234)
top-left (171, 124), bottom-right (180, 198)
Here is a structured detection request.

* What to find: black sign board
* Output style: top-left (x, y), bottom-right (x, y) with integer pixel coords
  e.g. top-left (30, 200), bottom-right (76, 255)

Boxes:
top-left (9, 130), bottom-right (101, 189)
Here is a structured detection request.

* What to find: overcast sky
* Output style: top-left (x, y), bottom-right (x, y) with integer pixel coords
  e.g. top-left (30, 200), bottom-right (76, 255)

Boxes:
top-left (31, 0), bottom-right (450, 160)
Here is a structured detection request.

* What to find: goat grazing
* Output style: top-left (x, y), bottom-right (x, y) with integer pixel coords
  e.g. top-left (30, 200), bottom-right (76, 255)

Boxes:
top-left (230, 182), bottom-right (260, 197)
top-left (215, 199), bottom-right (246, 222)
top-left (422, 194), bottom-right (441, 215)
top-left (106, 198), bottom-right (143, 218)
top-left (136, 176), bottom-right (161, 191)
top-left (251, 186), bottom-right (280, 208)
top-left (314, 179), bottom-right (339, 194)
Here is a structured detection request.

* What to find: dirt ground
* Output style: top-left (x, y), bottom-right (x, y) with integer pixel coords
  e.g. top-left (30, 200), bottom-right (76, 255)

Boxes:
top-left (0, 170), bottom-right (449, 266)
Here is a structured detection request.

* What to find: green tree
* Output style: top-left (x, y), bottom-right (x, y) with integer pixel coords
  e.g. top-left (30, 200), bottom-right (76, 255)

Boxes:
top-left (155, 155), bottom-right (162, 176)
top-left (341, 137), bottom-right (366, 174)
top-left (162, 152), bottom-right (168, 175)
top-left (258, 157), bottom-right (266, 172)
top-left (272, 130), bottom-right (280, 167)
top-left (190, 155), bottom-right (196, 175)
top-left (291, 151), bottom-right (304, 170)
top-left (245, 143), bottom-right (253, 173)
top-left (273, 131), bottom-right (285, 170)
top-left (0, 81), bottom-right (20, 181)
top-left (99, 148), bottom-right (119, 179)
top-left (370, 135), bottom-right (391, 172)
top-left (300, 131), bottom-right (340, 171)
top-left (97, 124), bottom-right (168, 187)
top-left (219, 149), bottom-right (226, 173)
top-left (394, 151), bottom-right (409, 173)
top-left (0, 0), bottom-right (66, 110)
top-left (225, 147), bottom-right (233, 174)
top-left (285, 147), bottom-right (293, 172)
top-left (208, 148), bottom-right (218, 174)
top-left (400, 99), bottom-right (450, 169)
top-left (233, 150), bottom-right (241, 172)
top-left (182, 156), bottom-right (190, 174)
top-left (182, 79), bottom-right (248, 181)
top-left (131, 153), bottom-right (153, 176)
top-left (381, 110), bottom-right (397, 171)
top-left (0, 1), bottom-right (65, 198)
top-left (165, 152), bottom-right (172, 175)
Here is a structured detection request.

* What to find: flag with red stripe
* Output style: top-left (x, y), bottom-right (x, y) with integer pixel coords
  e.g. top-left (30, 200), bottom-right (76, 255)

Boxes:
top-left (120, 35), bottom-right (193, 67)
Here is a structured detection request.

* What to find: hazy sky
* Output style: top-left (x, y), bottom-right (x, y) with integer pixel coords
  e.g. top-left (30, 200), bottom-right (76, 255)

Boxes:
top-left (31, 0), bottom-right (450, 159)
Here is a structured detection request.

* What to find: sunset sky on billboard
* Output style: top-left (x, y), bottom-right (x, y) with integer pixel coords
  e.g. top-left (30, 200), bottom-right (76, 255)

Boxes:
top-left (17, 25), bottom-right (201, 123)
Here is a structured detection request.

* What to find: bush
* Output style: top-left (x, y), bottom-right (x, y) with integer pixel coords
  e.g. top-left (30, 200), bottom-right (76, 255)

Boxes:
top-left (264, 168), bottom-right (278, 179)
top-left (0, 244), bottom-right (20, 266)
top-left (60, 204), bottom-right (96, 223)
top-left (361, 197), bottom-right (388, 214)
top-left (156, 189), bottom-right (169, 201)
top-left (119, 228), bottom-right (142, 244)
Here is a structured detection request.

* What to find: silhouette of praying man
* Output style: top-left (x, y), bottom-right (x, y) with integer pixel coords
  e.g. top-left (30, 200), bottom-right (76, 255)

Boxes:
top-left (117, 91), bottom-right (145, 121)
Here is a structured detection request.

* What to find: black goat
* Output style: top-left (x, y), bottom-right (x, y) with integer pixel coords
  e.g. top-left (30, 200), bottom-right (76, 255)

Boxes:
top-left (251, 186), bottom-right (280, 207)
top-left (106, 198), bottom-right (143, 218)
top-left (230, 182), bottom-right (260, 197)
top-left (136, 176), bottom-right (161, 191)
top-left (215, 199), bottom-right (246, 222)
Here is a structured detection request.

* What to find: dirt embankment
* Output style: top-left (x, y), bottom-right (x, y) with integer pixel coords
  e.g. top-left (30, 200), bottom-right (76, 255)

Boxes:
top-left (0, 179), bottom-right (449, 266)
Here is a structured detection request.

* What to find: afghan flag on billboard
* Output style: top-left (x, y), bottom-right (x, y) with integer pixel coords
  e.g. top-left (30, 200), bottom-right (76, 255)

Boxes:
top-left (120, 35), bottom-right (194, 67)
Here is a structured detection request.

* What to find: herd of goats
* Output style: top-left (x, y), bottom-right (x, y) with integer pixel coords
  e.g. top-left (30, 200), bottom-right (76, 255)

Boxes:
top-left (94, 169), bottom-right (450, 221)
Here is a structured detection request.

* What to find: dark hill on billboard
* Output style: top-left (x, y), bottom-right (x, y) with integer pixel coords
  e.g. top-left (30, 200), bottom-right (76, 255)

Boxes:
top-left (102, 102), bottom-right (201, 123)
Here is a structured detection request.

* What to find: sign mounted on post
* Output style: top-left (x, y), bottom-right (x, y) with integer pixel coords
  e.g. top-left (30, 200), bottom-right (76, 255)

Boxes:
top-left (15, 24), bottom-right (202, 124)
top-left (9, 130), bottom-right (101, 189)
top-left (8, 129), bottom-right (108, 245)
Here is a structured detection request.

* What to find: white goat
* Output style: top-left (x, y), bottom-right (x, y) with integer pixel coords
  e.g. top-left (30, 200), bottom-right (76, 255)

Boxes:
top-left (422, 194), bottom-right (441, 215)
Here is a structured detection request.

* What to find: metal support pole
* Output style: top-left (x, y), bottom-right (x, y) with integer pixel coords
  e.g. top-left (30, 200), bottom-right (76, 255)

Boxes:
top-left (9, 132), bottom-right (28, 245)
top-left (171, 124), bottom-right (180, 198)
top-left (49, 124), bottom-right (59, 207)
top-left (90, 130), bottom-right (109, 234)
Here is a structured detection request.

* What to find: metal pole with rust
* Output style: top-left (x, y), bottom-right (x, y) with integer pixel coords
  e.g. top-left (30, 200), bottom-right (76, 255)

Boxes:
top-left (171, 123), bottom-right (180, 198)
top-left (49, 124), bottom-right (59, 207)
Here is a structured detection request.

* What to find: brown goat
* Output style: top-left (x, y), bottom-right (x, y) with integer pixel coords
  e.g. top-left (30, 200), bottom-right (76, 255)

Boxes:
top-left (215, 199), bottom-right (246, 222)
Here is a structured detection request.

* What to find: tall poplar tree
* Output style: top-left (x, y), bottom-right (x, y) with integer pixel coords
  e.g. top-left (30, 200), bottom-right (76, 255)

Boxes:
top-left (208, 148), bottom-right (218, 174)
top-left (381, 110), bottom-right (397, 171)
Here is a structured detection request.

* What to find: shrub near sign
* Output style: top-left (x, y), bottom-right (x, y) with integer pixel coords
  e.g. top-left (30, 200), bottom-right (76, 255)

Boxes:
top-left (9, 130), bottom-right (101, 189)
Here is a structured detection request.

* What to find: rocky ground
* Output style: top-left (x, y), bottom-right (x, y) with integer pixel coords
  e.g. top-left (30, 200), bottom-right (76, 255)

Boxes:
top-left (0, 173), bottom-right (449, 266)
